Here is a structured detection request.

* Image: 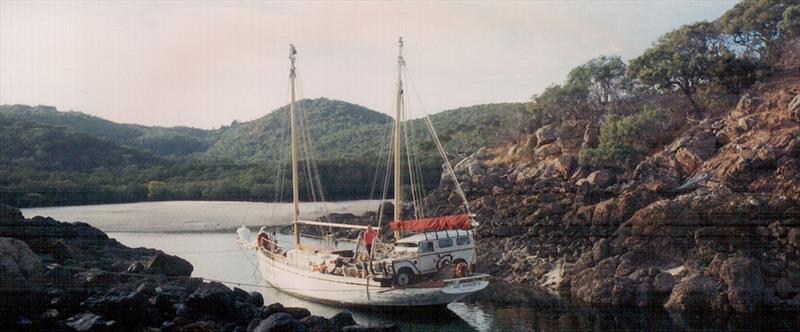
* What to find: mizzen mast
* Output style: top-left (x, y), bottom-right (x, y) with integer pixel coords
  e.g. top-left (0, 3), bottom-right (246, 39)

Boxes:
top-left (393, 37), bottom-right (405, 240)
top-left (289, 44), bottom-right (301, 248)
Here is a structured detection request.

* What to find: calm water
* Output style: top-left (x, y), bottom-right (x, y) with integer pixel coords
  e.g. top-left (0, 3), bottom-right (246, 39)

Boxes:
top-left (22, 202), bottom-right (800, 331)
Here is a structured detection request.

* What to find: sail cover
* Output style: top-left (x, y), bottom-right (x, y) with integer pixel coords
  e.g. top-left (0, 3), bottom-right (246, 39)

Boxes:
top-left (389, 214), bottom-right (472, 232)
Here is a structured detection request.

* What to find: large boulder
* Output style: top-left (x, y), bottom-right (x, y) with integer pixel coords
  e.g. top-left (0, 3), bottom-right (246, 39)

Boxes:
top-left (586, 170), bottom-right (614, 189)
top-left (719, 256), bottom-right (764, 313)
top-left (301, 315), bottom-right (332, 332)
top-left (0, 237), bottom-right (43, 292)
top-left (64, 313), bottom-right (115, 331)
top-left (535, 125), bottom-right (557, 147)
top-left (0, 204), bottom-right (24, 224)
top-left (82, 288), bottom-right (149, 325)
top-left (185, 281), bottom-right (235, 318)
top-left (146, 252), bottom-right (194, 277)
top-left (253, 312), bottom-right (307, 332)
top-left (665, 273), bottom-right (722, 312)
top-left (329, 311), bottom-right (357, 332)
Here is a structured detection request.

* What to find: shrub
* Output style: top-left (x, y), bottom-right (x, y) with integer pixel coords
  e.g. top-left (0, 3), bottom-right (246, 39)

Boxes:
top-left (579, 107), bottom-right (669, 169)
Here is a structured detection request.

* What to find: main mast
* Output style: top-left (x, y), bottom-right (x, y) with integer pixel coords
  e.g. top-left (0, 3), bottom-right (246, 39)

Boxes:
top-left (290, 44), bottom-right (301, 248)
top-left (393, 37), bottom-right (404, 240)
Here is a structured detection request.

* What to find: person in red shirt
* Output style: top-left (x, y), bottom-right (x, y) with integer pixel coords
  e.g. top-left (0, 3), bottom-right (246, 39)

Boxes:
top-left (363, 225), bottom-right (378, 255)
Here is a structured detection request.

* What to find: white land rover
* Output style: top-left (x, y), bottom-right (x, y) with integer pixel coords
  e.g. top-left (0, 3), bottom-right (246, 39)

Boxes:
top-left (379, 230), bottom-right (477, 286)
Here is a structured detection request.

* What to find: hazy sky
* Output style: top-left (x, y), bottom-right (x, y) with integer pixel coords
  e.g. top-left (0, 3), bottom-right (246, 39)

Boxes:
top-left (1, 1), bottom-right (736, 129)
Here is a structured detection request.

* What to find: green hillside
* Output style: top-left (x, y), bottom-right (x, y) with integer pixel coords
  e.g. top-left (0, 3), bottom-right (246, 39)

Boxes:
top-left (0, 99), bottom-right (527, 207)
top-left (204, 98), bottom-right (393, 161)
top-left (0, 105), bottom-right (212, 157)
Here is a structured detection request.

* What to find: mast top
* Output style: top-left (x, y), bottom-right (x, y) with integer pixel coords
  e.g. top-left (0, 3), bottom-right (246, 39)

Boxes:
top-left (289, 44), bottom-right (297, 78)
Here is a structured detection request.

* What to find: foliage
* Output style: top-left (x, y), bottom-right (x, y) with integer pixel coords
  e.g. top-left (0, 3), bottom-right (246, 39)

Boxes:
top-left (0, 100), bottom-right (526, 207)
top-left (566, 55), bottom-right (630, 105)
top-left (719, 0), bottom-right (799, 59)
top-left (527, 84), bottom-right (589, 128)
top-left (579, 107), bottom-right (670, 169)
top-left (628, 21), bottom-right (729, 117)
top-left (0, 105), bottom-right (211, 157)
top-left (780, 4), bottom-right (800, 39)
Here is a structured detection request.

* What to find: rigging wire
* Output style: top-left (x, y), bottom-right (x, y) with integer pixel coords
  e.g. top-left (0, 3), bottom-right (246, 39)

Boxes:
top-left (403, 65), bottom-right (472, 216)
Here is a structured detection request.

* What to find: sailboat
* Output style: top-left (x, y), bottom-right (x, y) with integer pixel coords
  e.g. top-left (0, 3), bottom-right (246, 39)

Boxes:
top-left (250, 39), bottom-right (489, 307)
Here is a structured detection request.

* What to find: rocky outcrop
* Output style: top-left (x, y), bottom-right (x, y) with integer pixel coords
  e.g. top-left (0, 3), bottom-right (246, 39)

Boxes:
top-left (424, 72), bottom-right (800, 314)
top-left (0, 206), bottom-right (395, 331)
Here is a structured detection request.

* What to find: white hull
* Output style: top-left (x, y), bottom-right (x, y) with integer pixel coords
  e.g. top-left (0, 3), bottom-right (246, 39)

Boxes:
top-left (256, 249), bottom-right (489, 307)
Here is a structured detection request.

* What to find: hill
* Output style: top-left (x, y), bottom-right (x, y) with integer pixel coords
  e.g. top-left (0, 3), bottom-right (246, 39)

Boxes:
top-left (204, 98), bottom-right (393, 161)
top-left (205, 98), bottom-right (528, 163)
top-left (0, 105), bottom-right (212, 157)
top-left (0, 99), bottom-right (528, 207)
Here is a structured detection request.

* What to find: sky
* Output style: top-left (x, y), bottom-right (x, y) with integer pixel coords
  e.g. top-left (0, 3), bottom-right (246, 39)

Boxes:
top-left (0, 1), bottom-right (737, 129)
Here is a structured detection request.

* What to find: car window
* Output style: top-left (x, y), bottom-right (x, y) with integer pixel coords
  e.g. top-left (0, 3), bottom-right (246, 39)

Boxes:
top-left (456, 237), bottom-right (470, 246)
top-left (420, 241), bottom-right (434, 253)
top-left (438, 238), bottom-right (453, 248)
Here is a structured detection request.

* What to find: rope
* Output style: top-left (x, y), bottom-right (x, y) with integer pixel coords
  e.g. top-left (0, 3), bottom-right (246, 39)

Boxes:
top-left (403, 65), bottom-right (472, 216)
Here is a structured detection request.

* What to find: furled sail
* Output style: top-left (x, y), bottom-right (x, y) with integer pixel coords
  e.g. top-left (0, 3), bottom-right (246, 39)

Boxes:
top-left (389, 214), bottom-right (472, 232)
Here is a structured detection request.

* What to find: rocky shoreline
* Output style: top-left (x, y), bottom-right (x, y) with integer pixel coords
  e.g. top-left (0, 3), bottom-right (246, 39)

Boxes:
top-left (0, 204), bottom-right (399, 331)
top-left (424, 71), bottom-right (800, 314)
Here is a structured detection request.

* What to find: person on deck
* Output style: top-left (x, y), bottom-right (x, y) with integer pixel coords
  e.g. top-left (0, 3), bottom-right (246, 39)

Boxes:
top-left (364, 225), bottom-right (379, 255)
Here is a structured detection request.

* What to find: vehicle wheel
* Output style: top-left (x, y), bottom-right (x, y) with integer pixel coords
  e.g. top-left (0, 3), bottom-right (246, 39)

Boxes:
top-left (394, 268), bottom-right (413, 287)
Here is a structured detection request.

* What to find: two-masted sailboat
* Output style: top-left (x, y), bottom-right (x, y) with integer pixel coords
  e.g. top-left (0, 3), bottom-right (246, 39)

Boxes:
top-left (249, 39), bottom-right (488, 307)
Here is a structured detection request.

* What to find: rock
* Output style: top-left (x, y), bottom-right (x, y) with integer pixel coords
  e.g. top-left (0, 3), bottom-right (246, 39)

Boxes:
top-left (301, 315), bottom-right (331, 332)
top-left (80, 269), bottom-right (118, 290)
top-left (555, 154), bottom-right (577, 178)
top-left (676, 148), bottom-right (704, 174)
top-left (267, 302), bottom-right (285, 313)
top-left (65, 313), bottom-right (111, 331)
top-left (719, 256), bottom-right (764, 313)
top-left (283, 307), bottom-right (311, 320)
top-left (534, 143), bottom-right (562, 159)
top-left (789, 228), bottom-right (800, 247)
top-left (133, 280), bottom-right (156, 295)
top-left (653, 272), bottom-right (675, 293)
top-left (586, 170), bottom-right (614, 189)
top-left (252, 312), bottom-right (307, 332)
top-left (789, 94), bottom-right (800, 122)
top-left (664, 273), bottom-right (722, 312)
top-left (491, 186), bottom-right (505, 196)
top-left (775, 277), bottom-right (794, 300)
top-left (127, 261), bottom-right (146, 274)
top-left (582, 123), bottom-right (599, 149)
top-left (178, 320), bottom-right (219, 332)
top-left (535, 125), bottom-right (557, 147)
top-left (329, 311), bottom-right (357, 332)
top-left (0, 237), bottom-right (43, 292)
top-left (185, 281), bottom-right (235, 318)
top-left (342, 323), bottom-right (400, 332)
top-left (146, 253), bottom-right (194, 277)
top-left (82, 288), bottom-right (149, 325)
top-left (248, 291), bottom-right (264, 307)
top-left (0, 203), bottom-right (24, 223)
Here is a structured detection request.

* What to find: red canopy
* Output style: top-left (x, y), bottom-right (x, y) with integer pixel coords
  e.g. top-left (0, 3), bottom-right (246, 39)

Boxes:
top-left (389, 214), bottom-right (472, 232)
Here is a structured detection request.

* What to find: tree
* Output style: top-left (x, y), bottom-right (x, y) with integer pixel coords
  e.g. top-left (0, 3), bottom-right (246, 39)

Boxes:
top-left (779, 4), bottom-right (800, 39)
top-left (579, 107), bottom-right (670, 169)
top-left (719, 0), bottom-right (798, 59)
top-left (527, 83), bottom-right (589, 129)
top-left (567, 55), bottom-right (630, 105)
top-left (628, 22), bottom-right (726, 118)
